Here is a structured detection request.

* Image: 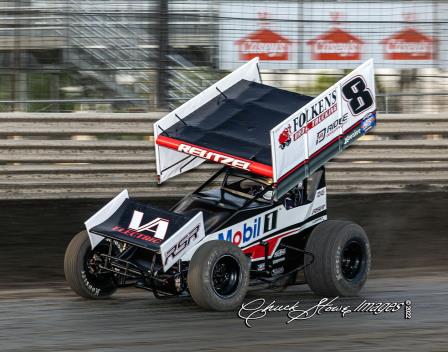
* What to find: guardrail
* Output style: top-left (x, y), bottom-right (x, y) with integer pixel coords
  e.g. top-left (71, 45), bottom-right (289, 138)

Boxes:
top-left (0, 112), bottom-right (447, 200)
top-left (2, 93), bottom-right (447, 114)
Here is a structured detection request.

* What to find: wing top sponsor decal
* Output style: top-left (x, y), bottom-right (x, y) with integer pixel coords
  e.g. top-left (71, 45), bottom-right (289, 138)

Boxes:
top-left (108, 211), bottom-right (170, 245)
top-left (343, 111), bottom-right (376, 146)
top-left (360, 111), bottom-right (377, 133)
top-left (343, 126), bottom-right (362, 146)
top-left (110, 225), bottom-right (163, 245)
top-left (156, 135), bottom-right (273, 178)
top-left (128, 210), bottom-right (169, 239)
top-left (276, 88), bottom-right (338, 148)
top-left (177, 144), bottom-right (250, 170)
top-left (315, 113), bottom-right (348, 147)
top-left (278, 125), bottom-right (292, 149)
top-left (272, 88), bottom-right (339, 182)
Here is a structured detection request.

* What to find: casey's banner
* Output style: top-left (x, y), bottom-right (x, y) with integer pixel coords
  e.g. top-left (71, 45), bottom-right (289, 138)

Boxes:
top-left (270, 59), bottom-right (377, 183)
top-left (219, 2), bottom-right (300, 70)
top-left (219, 1), bottom-right (440, 69)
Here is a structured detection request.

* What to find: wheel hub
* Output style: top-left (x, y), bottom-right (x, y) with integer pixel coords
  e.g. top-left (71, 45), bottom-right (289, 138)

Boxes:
top-left (86, 253), bottom-right (102, 274)
top-left (341, 240), bottom-right (364, 280)
top-left (211, 255), bottom-right (241, 298)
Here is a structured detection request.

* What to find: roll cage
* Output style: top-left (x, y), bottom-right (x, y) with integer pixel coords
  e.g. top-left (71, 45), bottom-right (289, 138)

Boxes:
top-left (171, 166), bottom-right (325, 234)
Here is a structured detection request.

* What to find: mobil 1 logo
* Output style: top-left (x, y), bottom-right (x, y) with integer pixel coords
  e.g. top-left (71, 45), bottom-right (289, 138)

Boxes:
top-left (264, 210), bottom-right (278, 233)
top-left (218, 210), bottom-right (278, 247)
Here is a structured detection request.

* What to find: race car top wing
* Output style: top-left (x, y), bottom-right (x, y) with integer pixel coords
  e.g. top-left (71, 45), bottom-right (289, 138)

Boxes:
top-left (155, 58), bottom-right (313, 181)
top-left (155, 58), bottom-right (376, 197)
top-left (84, 191), bottom-right (205, 271)
top-left (155, 57), bottom-right (262, 183)
top-left (270, 59), bottom-right (376, 198)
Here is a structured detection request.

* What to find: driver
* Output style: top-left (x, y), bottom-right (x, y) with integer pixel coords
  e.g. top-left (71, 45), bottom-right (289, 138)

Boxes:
top-left (240, 179), bottom-right (264, 196)
top-left (283, 183), bottom-right (304, 209)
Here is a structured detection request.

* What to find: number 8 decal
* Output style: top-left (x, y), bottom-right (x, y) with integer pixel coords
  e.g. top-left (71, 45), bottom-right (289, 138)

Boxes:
top-left (342, 76), bottom-right (374, 116)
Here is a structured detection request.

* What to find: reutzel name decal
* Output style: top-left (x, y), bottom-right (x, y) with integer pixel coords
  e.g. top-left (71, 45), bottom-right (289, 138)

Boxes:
top-left (178, 144), bottom-right (250, 170)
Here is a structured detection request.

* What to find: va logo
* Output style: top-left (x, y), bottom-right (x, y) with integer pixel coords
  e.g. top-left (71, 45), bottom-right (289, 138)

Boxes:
top-left (128, 211), bottom-right (169, 239)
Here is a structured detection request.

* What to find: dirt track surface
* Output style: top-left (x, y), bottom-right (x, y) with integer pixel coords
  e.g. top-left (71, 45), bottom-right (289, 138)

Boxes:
top-left (0, 193), bottom-right (447, 350)
top-left (0, 271), bottom-right (447, 351)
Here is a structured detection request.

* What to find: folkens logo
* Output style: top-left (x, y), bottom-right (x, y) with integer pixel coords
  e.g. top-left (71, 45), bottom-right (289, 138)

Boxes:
top-left (280, 89), bottom-right (338, 145)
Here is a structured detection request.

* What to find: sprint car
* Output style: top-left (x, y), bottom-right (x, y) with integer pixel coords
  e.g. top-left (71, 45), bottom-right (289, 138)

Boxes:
top-left (65, 58), bottom-right (377, 311)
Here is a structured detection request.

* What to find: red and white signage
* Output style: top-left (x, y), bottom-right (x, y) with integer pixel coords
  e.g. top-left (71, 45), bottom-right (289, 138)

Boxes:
top-left (380, 27), bottom-right (435, 60)
top-left (307, 27), bottom-right (364, 61)
top-left (156, 135), bottom-right (273, 178)
top-left (219, 2), bottom-right (299, 69)
top-left (221, 2), bottom-right (440, 69)
top-left (302, 2), bottom-right (436, 68)
top-left (270, 60), bottom-right (376, 182)
top-left (236, 28), bottom-right (292, 61)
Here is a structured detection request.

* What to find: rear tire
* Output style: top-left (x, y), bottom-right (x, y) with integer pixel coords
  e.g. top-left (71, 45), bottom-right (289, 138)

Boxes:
top-left (304, 220), bottom-right (370, 297)
top-left (64, 231), bottom-right (117, 299)
top-left (188, 240), bottom-right (249, 311)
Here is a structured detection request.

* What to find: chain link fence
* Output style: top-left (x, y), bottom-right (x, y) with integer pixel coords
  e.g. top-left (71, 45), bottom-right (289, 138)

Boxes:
top-left (0, 0), bottom-right (447, 113)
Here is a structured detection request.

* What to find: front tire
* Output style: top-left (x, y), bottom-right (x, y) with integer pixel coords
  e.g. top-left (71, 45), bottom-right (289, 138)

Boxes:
top-left (64, 231), bottom-right (117, 299)
top-left (304, 220), bottom-right (370, 297)
top-left (188, 240), bottom-right (249, 311)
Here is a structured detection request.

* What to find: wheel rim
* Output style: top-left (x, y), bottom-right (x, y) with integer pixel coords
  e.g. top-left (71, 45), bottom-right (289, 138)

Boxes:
top-left (211, 255), bottom-right (241, 298)
top-left (341, 240), bottom-right (364, 281)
